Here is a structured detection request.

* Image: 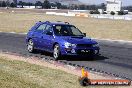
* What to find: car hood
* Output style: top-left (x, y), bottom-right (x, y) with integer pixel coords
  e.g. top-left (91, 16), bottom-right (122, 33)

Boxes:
top-left (59, 36), bottom-right (97, 44)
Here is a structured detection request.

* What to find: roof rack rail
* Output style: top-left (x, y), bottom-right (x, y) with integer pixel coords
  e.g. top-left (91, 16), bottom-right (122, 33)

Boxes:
top-left (35, 21), bottom-right (42, 25)
top-left (45, 21), bottom-right (50, 23)
top-left (57, 21), bottom-right (70, 24)
top-left (65, 22), bottom-right (70, 24)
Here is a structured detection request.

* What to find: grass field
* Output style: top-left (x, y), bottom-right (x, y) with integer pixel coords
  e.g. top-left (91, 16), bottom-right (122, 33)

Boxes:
top-left (0, 55), bottom-right (119, 88)
top-left (0, 56), bottom-right (80, 88)
top-left (0, 11), bottom-right (132, 40)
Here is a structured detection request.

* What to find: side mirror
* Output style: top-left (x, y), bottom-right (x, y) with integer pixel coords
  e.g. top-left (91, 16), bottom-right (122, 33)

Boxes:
top-left (83, 33), bottom-right (86, 37)
top-left (46, 31), bottom-right (53, 35)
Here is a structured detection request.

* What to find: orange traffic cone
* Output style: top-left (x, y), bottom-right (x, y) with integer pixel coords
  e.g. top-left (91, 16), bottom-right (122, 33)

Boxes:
top-left (79, 68), bottom-right (91, 86)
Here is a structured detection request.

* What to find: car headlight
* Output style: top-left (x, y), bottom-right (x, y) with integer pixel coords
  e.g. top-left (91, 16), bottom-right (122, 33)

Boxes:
top-left (71, 44), bottom-right (77, 48)
top-left (65, 42), bottom-right (76, 48)
top-left (93, 43), bottom-right (99, 47)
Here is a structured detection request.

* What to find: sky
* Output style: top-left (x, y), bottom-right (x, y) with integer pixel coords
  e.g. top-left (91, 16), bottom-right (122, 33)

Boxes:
top-left (80, 0), bottom-right (132, 6)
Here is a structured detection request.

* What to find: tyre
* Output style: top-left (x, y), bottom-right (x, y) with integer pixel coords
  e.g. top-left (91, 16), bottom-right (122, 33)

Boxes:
top-left (53, 44), bottom-right (61, 60)
top-left (27, 39), bottom-right (35, 53)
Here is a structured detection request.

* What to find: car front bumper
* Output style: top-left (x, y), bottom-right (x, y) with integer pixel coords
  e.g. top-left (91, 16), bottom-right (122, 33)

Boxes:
top-left (60, 46), bottom-right (100, 56)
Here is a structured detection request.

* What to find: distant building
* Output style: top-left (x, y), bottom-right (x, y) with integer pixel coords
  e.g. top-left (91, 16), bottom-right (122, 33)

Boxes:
top-left (106, 0), bottom-right (122, 13)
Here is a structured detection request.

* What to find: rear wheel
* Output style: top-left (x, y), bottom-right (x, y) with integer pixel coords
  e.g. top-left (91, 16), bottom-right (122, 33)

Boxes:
top-left (53, 44), bottom-right (61, 60)
top-left (27, 39), bottom-right (35, 53)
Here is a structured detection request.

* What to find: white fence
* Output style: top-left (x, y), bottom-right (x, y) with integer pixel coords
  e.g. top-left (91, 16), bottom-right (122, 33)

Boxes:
top-left (91, 14), bottom-right (132, 21)
top-left (17, 5), bottom-right (35, 9)
top-left (46, 11), bottom-right (132, 21)
top-left (46, 11), bottom-right (88, 17)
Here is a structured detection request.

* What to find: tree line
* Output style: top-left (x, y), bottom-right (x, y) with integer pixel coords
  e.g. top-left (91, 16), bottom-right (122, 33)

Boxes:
top-left (0, 0), bottom-right (17, 8)
top-left (122, 6), bottom-right (132, 12)
top-left (0, 0), bottom-right (106, 10)
top-left (0, 0), bottom-right (68, 9)
top-left (0, 0), bottom-right (131, 11)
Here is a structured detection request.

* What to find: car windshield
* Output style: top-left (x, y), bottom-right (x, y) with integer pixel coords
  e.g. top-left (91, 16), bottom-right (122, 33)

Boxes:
top-left (53, 25), bottom-right (84, 36)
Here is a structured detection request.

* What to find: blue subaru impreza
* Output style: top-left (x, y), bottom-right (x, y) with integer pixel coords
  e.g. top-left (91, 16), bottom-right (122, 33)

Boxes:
top-left (26, 21), bottom-right (100, 60)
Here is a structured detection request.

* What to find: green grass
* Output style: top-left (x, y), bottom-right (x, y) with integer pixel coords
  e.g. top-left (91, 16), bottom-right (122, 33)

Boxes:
top-left (0, 11), bottom-right (132, 41)
top-left (0, 56), bottom-right (119, 88)
top-left (0, 56), bottom-right (80, 88)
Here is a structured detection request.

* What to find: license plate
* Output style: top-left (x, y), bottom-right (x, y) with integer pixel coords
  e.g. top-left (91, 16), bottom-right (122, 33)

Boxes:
top-left (81, 50), bottom-right (90, 53)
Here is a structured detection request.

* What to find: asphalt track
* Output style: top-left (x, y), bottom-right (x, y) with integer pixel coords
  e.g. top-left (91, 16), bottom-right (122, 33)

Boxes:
top-left (0, 32), bottom-right (132, 80)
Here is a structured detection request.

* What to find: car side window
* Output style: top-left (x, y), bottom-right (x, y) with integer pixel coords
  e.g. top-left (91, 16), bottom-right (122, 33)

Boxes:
top-left (70, 26), bottom-right (82, 35)
top-left (45, 25), bottom-right (52, 30)
top-left (44, 25), bottom-right (53, 35)
top-left (36, 24), bottom-right (46, 31)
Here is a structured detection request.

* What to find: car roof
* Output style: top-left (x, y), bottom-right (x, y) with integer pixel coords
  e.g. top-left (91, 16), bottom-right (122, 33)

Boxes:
top-left (36, 21), bottom-right (72, 26)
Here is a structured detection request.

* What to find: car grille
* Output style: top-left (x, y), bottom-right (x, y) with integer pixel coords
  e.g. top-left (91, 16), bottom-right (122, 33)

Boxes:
top-left (77, 44), bottom-right (92, 48)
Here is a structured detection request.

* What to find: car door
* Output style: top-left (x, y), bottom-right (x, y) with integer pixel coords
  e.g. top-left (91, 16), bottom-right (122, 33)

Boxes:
top-left (32, 23), bottom-right (46, 49)
top-left (41, 24), bottom-right (54, 52)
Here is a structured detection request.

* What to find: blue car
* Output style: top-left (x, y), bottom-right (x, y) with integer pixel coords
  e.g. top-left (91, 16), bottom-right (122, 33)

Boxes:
top-left (26, 21), bottom-right (100, 60)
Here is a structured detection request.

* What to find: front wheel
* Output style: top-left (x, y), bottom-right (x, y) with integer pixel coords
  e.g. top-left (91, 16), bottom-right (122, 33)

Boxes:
top-left (53, 44), bottom-right (61, 60)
